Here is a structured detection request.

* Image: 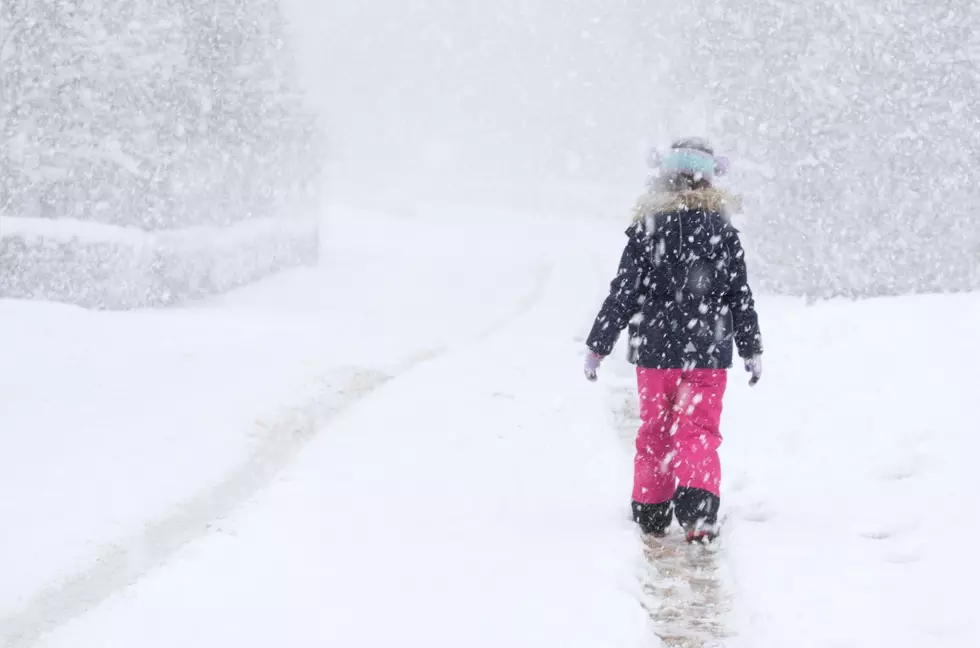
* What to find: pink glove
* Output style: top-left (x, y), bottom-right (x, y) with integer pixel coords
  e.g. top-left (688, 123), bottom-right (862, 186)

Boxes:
top-left (584, 350), bottom-right (604, 382)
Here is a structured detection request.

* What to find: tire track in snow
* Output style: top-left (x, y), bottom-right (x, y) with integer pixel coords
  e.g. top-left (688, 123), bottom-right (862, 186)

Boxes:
top-left (0, 261), bottom-right (554, 648)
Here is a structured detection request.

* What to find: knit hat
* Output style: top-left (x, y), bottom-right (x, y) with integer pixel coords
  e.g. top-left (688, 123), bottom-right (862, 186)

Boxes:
top-left (647, 137), bottom-right (730, 180)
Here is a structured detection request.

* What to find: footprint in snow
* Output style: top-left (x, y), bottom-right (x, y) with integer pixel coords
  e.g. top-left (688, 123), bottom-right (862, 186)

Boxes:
top-left (885, 549), bottom-right (922, 564)
top-left (861, 529), bottom-right (893, 541)
top-left (860, 516), bottom-right (921, 541)
top-left (877, 455), bottom-right (924, 481)
top-left (880, 466), bottom-right (917, 481)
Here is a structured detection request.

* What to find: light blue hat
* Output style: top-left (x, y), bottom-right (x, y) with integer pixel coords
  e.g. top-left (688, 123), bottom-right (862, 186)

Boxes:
top-left (661, 147), bottom-right (718, 181)
top-left (647, 137), bottom-right (730, 180)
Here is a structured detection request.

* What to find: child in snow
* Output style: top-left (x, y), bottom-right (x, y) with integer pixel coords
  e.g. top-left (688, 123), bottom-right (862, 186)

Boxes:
top-left (583, 137), bottom-right (763, 543)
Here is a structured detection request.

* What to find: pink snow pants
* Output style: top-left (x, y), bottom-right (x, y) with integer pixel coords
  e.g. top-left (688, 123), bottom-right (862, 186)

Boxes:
top-left (633, 367), bottom-right (727, 504)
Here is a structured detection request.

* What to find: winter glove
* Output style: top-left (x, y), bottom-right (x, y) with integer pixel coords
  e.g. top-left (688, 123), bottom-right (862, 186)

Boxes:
top-left (584, 350), bottom-right (604, 382)
top-left (744, 355), bottom-right (762, 386)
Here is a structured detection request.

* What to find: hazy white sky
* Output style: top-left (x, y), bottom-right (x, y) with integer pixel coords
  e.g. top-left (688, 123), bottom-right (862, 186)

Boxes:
top-left (280, 1), bottom-right (702, 204)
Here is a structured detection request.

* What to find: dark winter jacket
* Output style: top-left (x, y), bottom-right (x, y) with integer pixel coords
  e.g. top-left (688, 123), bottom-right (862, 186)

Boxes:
top-left (586, 188), bottom-right (762, 369)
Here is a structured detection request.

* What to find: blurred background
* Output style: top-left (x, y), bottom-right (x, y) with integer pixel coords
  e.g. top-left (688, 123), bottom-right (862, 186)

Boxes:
top-left (2, 0), bottom-right (979, 302)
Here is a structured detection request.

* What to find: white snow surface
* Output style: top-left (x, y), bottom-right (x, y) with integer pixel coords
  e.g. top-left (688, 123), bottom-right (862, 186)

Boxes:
top-left (1, 206), bottom-right (978, 648)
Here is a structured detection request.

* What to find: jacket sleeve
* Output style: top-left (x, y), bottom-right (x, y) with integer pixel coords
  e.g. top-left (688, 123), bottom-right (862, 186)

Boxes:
top-left (586, 226), bottom-right (650, 357)
top-left (724, 228), bottom-right (763, 359)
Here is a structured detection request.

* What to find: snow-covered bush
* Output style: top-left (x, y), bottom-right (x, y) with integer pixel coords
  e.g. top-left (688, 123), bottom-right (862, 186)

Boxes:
top-left (0, 216), bottom-right (318, 309)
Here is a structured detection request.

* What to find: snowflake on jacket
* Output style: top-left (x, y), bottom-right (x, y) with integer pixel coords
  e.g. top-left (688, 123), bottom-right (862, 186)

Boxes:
top-left (586, 187), bottom-right (762, 370)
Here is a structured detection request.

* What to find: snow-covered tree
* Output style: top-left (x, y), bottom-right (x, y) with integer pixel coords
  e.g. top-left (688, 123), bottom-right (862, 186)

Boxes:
top-left (1, 0), bottom-right (320, 227)
top-left (664, 0), bottom-right (980, 297)
top-left (0, 0), bottom-right (322, 307)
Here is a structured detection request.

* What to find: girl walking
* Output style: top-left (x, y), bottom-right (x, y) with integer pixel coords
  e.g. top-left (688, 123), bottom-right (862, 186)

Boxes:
top-left (583, 137), bottom-right (763, 543)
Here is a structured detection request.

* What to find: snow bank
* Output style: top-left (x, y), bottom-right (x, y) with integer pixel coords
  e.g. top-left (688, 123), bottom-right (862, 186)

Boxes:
top-left (0, 216), bottom-right (319, 309)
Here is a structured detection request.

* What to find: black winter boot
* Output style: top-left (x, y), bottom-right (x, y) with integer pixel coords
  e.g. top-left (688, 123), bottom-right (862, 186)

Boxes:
top-left (673, 486), bottom-right (720, 543)
top-left (632, 500), bottom-right (673, 536)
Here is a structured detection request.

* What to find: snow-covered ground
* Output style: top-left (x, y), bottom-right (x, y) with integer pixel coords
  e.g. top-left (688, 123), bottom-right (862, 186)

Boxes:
top-left (2, 206), bottom-right (977, 647)
top-left (721, 293), bottom-right (980, 647)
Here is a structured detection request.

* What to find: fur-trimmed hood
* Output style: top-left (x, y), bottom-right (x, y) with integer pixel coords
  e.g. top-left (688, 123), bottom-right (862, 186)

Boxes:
top-left (632, 187), bottom-right (742, 222)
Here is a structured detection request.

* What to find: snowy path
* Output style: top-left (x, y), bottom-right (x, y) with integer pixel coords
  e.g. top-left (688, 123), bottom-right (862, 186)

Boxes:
top-left (4, 207), bottom-right (979, 648)
top-left (1, 264), bottom-right (554, 648)
top-left (4, 210), bottom-right (653, 648)
top-left (603, 355), bottom-right (734, 648)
